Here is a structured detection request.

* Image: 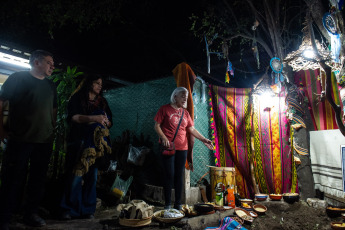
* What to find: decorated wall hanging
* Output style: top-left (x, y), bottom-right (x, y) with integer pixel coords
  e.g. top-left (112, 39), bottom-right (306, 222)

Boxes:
top-left (209, 85), bottom-right (296, 198)
top-left (270, 57), bottom-right (284, 92)
top-left (322, 12), bottom-right (341, 63)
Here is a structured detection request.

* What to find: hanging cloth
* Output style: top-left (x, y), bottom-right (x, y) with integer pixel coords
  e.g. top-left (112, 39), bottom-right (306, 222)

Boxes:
top-left (172, 62), bottom-right (197, 170)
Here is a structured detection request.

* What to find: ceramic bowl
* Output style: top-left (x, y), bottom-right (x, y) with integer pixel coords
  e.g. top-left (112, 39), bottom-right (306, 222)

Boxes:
top-left (194, 203), bottom-right (214, 213)
top-left (282, 193), bottom-right (299, 204)
top-left (326, 206), bottom-right (345, 218)
top-left (255, 194), bottom-right (268, 201)
top-left (269, 194), bottom-right (282, 201)
top-left (240, 199), bottom-right (253, 206)
top-left (331, 222), bottom-right (345, 229)
top-left (234, 207), bottom-right (254, 224)
top-left (253, 204), bottom-right (267, 215)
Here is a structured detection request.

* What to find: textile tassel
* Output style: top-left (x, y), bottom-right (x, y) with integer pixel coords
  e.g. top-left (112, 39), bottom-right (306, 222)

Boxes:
top-left (225, 60), bottom-right (234, 84)
top-left (225, 71), bottom-right (230, 83)
top-left (209, 87), bottom-right (218, 165)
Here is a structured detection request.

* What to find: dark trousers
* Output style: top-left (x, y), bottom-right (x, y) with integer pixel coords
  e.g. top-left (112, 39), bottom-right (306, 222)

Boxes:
top-left (60, 142), bottom-right (98, 217)
top-left (162, 150), bottom-right (187, 208)
top-left (60, 166), bottom-right (98, 217)
top-left (0, 140), bottom-right (52, 224)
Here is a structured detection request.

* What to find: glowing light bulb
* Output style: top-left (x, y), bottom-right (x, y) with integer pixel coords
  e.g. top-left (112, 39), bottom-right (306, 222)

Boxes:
top-left (302, 49), bottom-right (315, 59)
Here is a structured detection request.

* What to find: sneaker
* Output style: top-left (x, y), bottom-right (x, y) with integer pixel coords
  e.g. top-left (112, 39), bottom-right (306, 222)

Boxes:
top-left (164, 205), bottom-right (171, 210)
top-left (60, 212), bottom-right (71, 221)
top-left (82, 214), bottom-right (94, 219)
top-left (23, 213), bottom-right (46, 227)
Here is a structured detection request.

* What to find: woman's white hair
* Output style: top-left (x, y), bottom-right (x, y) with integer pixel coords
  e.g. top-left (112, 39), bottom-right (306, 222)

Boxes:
top-left (170, 87), bottom-right (188, 103)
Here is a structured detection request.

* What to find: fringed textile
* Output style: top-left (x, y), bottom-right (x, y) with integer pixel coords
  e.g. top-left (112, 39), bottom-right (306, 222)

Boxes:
top-left (209, 86), bottom-right (253, 198)
top-left (290, 127), bottom-right (299, 193)
top-left (74, 121), bottom-right (112, 176)
top-left (294, 69), bottom-right (341, 130)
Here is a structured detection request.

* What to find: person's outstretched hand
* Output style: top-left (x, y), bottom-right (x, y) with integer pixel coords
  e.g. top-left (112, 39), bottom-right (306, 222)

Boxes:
top-left (202, 138), bottom-right (214, 150)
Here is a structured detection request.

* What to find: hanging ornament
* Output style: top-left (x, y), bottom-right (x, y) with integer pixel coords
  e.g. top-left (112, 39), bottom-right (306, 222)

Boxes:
top-left (252, 39), bottom-right (260, 69)
top-left (322, 12), bottom-right (338, 35)
top-left (322, 12), bottom-right (341, 63)
top-left (270, 57), bottom-right (283, 74)
top-left (270, 57), bottom-right (284, 93)
top-left (225, 61), bottom-right (234, 83)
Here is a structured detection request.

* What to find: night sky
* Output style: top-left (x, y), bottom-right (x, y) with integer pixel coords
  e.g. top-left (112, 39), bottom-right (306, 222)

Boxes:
top-left (0, 0), bottom-right (258, 88)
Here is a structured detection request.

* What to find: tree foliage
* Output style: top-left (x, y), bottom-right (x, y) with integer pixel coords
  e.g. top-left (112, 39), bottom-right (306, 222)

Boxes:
top-left (190, 0), bottom-right (333, 73)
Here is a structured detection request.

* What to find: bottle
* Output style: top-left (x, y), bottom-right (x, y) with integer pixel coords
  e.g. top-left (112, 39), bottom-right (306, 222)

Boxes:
top-left (234, 185), bottom-right (241, 207)
top-left (227, 185), bottom-right (235, 208)
top-left (215, 188), bottom-right (224, 206)
top-left (223, 186), bottom-right (228, 206)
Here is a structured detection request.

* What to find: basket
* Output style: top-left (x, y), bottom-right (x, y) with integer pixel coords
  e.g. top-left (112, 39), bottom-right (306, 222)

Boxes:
top-left (119, 215), bottom-right (152, 227)
top-left (153, 210), bottom-right (185, 223)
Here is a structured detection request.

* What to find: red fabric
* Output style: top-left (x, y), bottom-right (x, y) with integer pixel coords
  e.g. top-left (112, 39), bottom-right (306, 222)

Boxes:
top-left (154, 104), bottom-right (194, 150)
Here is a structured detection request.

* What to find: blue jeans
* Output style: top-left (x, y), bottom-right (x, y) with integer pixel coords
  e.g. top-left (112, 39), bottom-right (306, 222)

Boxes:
top-left (161, 150), bottom-right (187, 208)
top-left (60, 165), bottom-right (98, 217)
top-left (0, 140), bottom-right (52, 224)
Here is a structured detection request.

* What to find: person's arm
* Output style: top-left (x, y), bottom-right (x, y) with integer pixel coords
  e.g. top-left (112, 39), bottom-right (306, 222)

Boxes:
top-left (53, 108), bottom-right (57, 128)
top-left (187, 126), bottom-right (214, 150)
top-left (71, 114), bottom-right (109, 126)
top-left (154, 122), bottom-right (170, 147)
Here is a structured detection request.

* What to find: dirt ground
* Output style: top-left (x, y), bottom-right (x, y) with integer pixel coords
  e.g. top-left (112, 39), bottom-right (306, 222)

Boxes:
top-left (7, 199), bottom-right (340, 229)
top-left (242, 200), bottom-right (332, 230)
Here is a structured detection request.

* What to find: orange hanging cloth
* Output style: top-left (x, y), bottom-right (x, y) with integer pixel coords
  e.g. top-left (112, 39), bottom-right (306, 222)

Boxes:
top-left (172, 62), bottom-right (196, 171)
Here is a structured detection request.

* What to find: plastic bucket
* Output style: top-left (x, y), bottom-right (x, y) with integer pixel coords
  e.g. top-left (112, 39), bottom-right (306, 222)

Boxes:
top-left (209, 166), bottom-right (235, 201)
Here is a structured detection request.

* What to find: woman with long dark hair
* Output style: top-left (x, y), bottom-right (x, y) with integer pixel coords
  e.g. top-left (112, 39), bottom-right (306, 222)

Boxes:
top-left (60, 75), bottom-right (112, 220)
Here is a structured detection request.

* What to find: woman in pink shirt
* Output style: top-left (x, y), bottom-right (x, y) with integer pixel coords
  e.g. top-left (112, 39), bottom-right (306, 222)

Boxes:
top-left (154, 87), bottom-right (213, 210)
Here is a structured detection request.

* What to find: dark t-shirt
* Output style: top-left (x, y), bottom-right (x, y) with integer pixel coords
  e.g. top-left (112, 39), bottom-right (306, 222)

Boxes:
top-left (0, 71), bottom-right (57, 143)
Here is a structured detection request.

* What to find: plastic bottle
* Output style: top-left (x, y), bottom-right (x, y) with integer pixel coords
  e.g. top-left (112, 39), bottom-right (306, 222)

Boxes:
top-left (227, 185), bottom-right (235, 208)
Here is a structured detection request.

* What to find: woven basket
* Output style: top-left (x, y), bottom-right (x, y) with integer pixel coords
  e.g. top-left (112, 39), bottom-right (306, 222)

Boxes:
top-left (119, 215), bottom-right (152, 227)
top-left (153, 210), bottom-right (185, 223)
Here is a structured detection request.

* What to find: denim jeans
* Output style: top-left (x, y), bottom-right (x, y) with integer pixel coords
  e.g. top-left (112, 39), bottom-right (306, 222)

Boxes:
top-left (60, 165), bottom-right (98, 217)
top-left (161, 150), bottom-right (187, 208)
top-left (0, 140), bottom-right (52, 224)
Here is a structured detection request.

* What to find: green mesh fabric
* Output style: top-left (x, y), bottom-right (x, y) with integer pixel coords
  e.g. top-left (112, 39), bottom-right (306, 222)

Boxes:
top-left (105, 76), bottom-right (215, 187)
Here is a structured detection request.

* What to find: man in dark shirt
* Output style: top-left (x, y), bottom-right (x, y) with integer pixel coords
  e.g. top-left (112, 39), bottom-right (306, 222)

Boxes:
top-left (0, 50), bottom-right (57, 230)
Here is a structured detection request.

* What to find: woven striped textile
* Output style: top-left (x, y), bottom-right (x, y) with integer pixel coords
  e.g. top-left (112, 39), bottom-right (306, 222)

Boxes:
top-left (210, 85), bottom-right (296, 197)
top-left (209, 86), bottom-right (253, 198)
top-left (294, 69), bottom-right (342, 130)
top-left (252, 87), bottom-right (294, 194)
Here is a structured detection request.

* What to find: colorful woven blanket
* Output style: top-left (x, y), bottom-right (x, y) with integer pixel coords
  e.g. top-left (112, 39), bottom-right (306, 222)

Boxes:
top-left (210, 85), bottom-right (297, 197)
top-left (294, 69), bottom-right (342, 130)
top-left (205, 216), bottom-right (247, 230)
